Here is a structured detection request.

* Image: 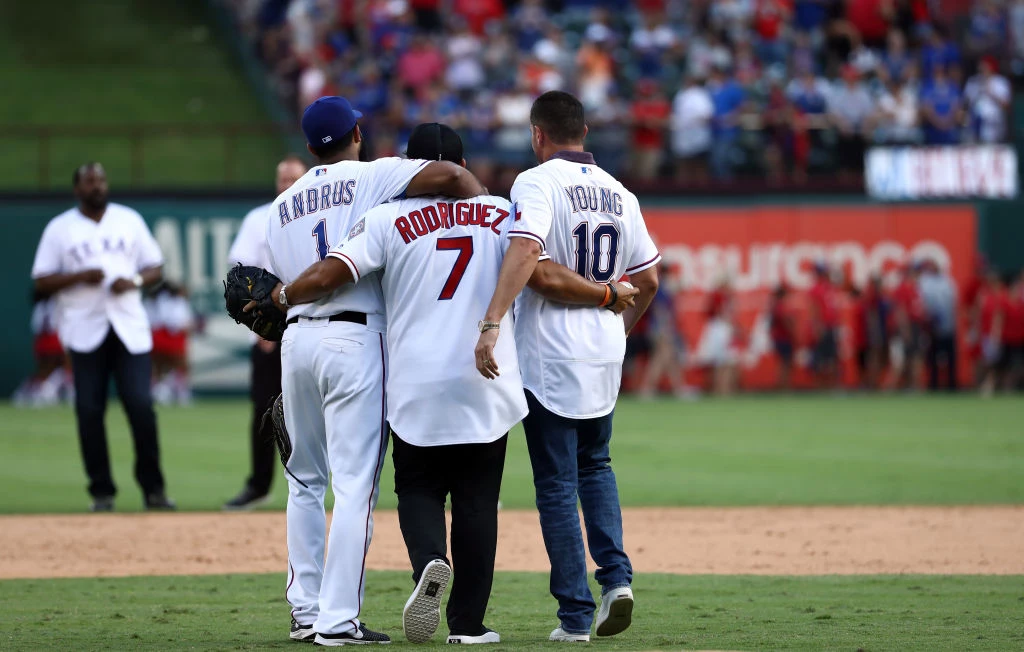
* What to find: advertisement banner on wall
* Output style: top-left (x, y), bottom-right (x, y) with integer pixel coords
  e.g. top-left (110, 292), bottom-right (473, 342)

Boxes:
top-left (865, 145), bottom-right (1018, 200)
top-left (643, 204), bottom-right (978, 389)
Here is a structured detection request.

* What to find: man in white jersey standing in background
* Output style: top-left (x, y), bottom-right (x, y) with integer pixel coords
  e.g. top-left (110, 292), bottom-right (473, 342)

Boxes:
top-left (259, 123), bottom-right (638, 645)
top-left (31, 162), bottom-right (175, 513)
top-left (475, 91), bottom-right (661, 642)
top-left (265, 98), bottom-right (487, 646)
top-left (223, 154), bottom-right (307, 511)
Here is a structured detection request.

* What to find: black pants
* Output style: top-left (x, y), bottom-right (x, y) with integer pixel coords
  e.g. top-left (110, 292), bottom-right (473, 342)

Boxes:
top-left (392, 431), bottom-right (507, 636)
top-left (928, 333), bottom-right (959, 391)
top-left (246, 343), bottom-right (282, 495)
top-left (69, 330), bottom-right (165, 499)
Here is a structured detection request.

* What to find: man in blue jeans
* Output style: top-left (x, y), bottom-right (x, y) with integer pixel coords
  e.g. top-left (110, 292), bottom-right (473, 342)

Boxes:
top-left (475, 91), bottom-right (660, 642)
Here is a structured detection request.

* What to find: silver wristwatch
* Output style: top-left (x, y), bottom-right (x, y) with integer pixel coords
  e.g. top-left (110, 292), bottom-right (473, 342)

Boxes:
top-left (278, 284), bottom-right (290, 307)
top-left (132, 273), bottom-right (144, 288)
top-left (478, 320), bottom-right (500, 333)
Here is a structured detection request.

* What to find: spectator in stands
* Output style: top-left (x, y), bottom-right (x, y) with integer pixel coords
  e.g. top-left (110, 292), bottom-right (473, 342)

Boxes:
top-left (872, 76), bottom-right (921, 144)
top-left (1011, 0), bottom-right (1024, 75)
top-left (809, 262), bottom-right (841, 390)
top-left (672, 74), bottom-right (713, 184)
top-left (786, 59), bottom-right (830, 121)
top-left (829, 65), bottom-right (873, 179)
top-left (891, 263), bottom-right (926, 390)
top-left (977, 270), bottom-right (1006, 396)
top-left (854, 275), bottom-right (891, 390)
top-left (918, 259), bottom-right (959, 391)
top-left (511, 0), bottom-right (549, 51)
top-left (966, 0), bottom-right (1008, 61)
top-left (637, 264), bottom-right (691, 399)
top-left (878, 28), bottom-right (916, 84)
top-left (446, 18), bottom-right (486, 95)
top-left (845, 0), bottom-right (893, 49)
top-left (964, 56), bottom-right (1011, 144)
top-left (753, 0), bottom-right (792, 65)
top-left (733, 40), bottom-right (764, 87)
top-left (410, 0), bottom-right (442, 32)
top-left (453, 0), bottom-right (504, 35)
top-left (630, 12), bottom-right (678, 78)
top-left (763, 73), bottom-right (809, 184)
top-left (768, 285), bottom-right (797, 389)
top-left (711, 0), bottom-right (755, 43)
top-left (794, 0), bottom-right (829, 36)
top-left (396, 34), bottom-right (446, 96)
top-left (629, 79), bottom-right (671, 181)
top-left (1002, 271), bottom-right (1024, 391)
top-left (707, 62), bottom-right (746, 181)
top-left (687, 29), bottom-right (732, 80)
top-left (576, 34), bottom-right (616, 112)
top-left (920, 64), bottom-right (964, 145)
top-left (920, 23), bottom-right (962, 81)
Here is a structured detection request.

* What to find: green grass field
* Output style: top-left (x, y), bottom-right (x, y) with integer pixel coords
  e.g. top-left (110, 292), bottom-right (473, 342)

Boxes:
top-left (0, 0), bottom-right (284, 189)
top-left (2, 395), bottom-right (1022, 650)
top-left (1, 573), bottom-right (1021, 651)
top-left (0, 396), bottom-right (1021, 513)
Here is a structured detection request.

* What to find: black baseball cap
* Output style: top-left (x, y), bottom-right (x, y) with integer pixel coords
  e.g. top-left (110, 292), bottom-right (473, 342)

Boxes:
top-left (406, 123), bottom-right (463, 163)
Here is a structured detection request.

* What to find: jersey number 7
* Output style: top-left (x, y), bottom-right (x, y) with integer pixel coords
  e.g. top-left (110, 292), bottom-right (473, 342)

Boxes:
top-left (436, 236), bottom-right (473, 300)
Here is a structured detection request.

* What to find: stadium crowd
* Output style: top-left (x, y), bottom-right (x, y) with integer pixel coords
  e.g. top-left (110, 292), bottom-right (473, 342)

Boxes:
top-left (624, 258), bottom-right (1024, 395)
top-left (228, 0), bottom-right (1019, 183)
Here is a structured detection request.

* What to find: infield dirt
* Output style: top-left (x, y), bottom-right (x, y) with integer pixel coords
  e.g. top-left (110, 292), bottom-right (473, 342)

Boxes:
top-left (1, 506), bottom-right (1021, 580)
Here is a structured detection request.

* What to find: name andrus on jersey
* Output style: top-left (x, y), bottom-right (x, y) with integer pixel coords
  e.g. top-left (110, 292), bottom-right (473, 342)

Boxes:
top-left (396, 200), bottom-right (510, 244)
top-left (563, 185), bottom-right (623, 216)
top-left (277, 179), bottom-right (358, 226)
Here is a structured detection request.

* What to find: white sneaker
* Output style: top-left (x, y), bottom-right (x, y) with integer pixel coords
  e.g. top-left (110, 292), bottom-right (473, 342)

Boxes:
top-left (446, 629), bottom-right (500, 644)
top-left (403, 559), bottom-right (451, 643)
top-left (549, 627), bottom-right (590, 642)
top-left (595, 586), bottom-right (633, 637)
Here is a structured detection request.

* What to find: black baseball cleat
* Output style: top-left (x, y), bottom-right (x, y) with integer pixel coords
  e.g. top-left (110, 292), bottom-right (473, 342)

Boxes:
top-left (290, 617), bottom-right (316, 641)
top-left (90, 496), bottom-right (114, 512)
top-left (315, 624), bottom-right (391, 646)
top-left (223, 487), bottom-right (270, 511)
top-left (144, 493), bottom-right (177, 511)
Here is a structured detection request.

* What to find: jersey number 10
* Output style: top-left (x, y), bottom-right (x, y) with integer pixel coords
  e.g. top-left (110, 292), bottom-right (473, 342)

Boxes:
top-left (572, 223), bottom-right (620, 283)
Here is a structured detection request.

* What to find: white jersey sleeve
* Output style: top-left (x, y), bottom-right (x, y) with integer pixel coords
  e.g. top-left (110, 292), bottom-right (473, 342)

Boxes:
top-left (624, 196), bottom-right (661, 275)
top-left (229, 203), bottom-right (272, 268)
top-left (132, 211), bottom-right (164, 270)
top-left (326, 210), bottom-right (389, 283)
top-left (31, 221), bottom-right (63, 279)
top-left (363, 158), bottom-right (430, 206)
top-left (509, 173), bottom-right (555, 250)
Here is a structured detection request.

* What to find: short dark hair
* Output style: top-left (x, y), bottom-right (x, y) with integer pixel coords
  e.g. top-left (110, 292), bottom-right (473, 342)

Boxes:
top-left (530, 91), bottom-right (586, 145)
top-left (72, 162), bottom-right (101, 186)
top-left (309, 126), bottom-right (356, 160)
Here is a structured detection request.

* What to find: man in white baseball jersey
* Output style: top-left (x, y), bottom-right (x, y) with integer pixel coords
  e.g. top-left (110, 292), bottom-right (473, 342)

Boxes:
top-left (223, 154), bottom-right (307, 511)
top-left (266, 98), bottom-right (487, 646)
top-left (30, 162), bottom-right (175, 512)
top-left (259, 123), bottom-right (638, 645)
top-left (475, 91), bottom-right (660, 642)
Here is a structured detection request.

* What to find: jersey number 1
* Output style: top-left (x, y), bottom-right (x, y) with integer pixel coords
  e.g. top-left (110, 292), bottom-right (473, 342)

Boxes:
top-left (572, 223), bottom-right (619, 282)
top-left (436, 236), bottom-right (473, 300)
top-left (312, 219), bottom-right (330, 261)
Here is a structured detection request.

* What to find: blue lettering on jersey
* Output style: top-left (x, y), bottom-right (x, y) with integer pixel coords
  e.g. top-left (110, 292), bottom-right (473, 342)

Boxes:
top-left (278, 201), bottom-right (290, 226)
top-left (278, 179), bottom-right (357, 227)
top-left (564, 185), bottom-right (623, 216)
top-left (291, 193), bottom-right (306, 219)
top-left (305, 187), bottom-right (320, 214)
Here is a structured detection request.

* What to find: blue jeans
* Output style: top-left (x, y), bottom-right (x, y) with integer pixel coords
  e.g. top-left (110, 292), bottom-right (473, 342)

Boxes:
top-left (522, 390), bottom-right (632, 634)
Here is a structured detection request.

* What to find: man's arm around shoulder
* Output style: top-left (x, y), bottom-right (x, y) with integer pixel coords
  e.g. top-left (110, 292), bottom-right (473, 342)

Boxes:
top-left (528, 261), bottom-right (638, 314)
top-left (405, 161), bottom-right (486, 199)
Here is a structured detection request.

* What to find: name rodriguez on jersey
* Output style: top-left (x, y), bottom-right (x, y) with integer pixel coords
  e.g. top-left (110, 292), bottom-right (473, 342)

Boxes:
top-left (392, 199), bottom-right (511, 244)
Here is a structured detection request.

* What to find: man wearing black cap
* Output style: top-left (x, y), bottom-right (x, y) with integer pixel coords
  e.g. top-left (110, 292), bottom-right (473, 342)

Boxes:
top-left (260, 123), bottom-right (638, 644)
top-left (265, 99), bottom-right (488, 646)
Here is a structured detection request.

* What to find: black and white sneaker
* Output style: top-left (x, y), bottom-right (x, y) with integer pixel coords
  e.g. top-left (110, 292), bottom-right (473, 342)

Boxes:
top-left (447, 628), bottom-right (500, 644)
top-left (290, 618), bottom-right (316, 641)
top-left (403, 559), bottom-right (452, 643)
top-left (144, 493), bottom-right (177, 511)
top-left (315, 624), bottom-right (391, 646)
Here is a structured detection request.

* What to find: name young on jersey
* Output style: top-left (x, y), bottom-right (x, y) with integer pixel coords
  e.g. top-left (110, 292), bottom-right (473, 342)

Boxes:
top-left (394, 200), bottom-right (510, 244)
top-left (276, 179), bottom-right (357, 226)
top-left (564, 185), bottom-right (623, 216)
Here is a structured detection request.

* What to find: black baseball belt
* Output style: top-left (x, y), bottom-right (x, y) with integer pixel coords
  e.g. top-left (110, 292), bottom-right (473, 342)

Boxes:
top-left (286, 311), bottom-right (367, 326)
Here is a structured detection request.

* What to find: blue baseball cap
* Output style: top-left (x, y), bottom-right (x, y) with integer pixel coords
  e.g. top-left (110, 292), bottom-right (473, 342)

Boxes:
top-left (301, 96), bottom-right (363, 148)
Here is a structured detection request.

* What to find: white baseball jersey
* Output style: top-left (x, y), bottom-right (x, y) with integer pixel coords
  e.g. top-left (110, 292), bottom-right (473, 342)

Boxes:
top-left (331, 194), bottom-right (528, 447)
top-left (267, 155), bottom-right (428, 638)
top-left (265, 157), bottom-right (429, 328)
top-left (510, 152), bottom-right (660, 418)
top-left (30, 203), bottom-right (164, 354)
top-left (228, 202), bottom-right (273, 269)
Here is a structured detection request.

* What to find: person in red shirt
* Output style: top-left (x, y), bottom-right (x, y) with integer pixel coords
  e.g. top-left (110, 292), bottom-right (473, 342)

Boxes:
top-left (630, 79), bottom-right (671, 181)
top-left (999, 271), bottom-right (1024, 391)
top-left (889, 262), bottom-right (926, 390)
top-left (975, 270), bottom-right (1007, 395)
top-left (754, 0), bottom-right (792, 64)
top-left (453, 0), bottom-right (504, 35)
top-left (768, 284), bottom-right (796, 389)
top-left (852, 275), bottom-right (891, 390)
top-left (808, 262), bottom-right (841, 389)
